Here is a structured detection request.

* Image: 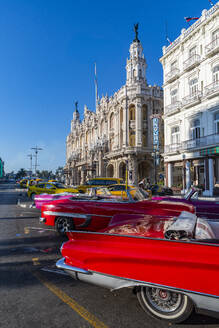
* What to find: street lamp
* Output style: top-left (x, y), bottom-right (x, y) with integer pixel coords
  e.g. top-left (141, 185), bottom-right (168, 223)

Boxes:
top-left (31, 146), bottom-right (43, 175)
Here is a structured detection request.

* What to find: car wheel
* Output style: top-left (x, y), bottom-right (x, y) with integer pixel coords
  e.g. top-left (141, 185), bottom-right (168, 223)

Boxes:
top-left (31, 193), bottom-right (36, 200)
top-left (55, 217), bottom-right (75, 236)
top-left (136, 286), bottom-right (193, 323)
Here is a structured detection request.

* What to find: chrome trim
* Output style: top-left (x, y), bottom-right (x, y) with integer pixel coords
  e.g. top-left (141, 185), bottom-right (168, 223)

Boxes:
top-left (56, 258), bottom-right (91, 275)
top-left (43, 211), bottom-right (112, 219)
top-left (43, 211), bottom-right (88, 219)
top-left (57, 259), bottom-right (219, 312)
top-left (39, 217), bottom-right (46, 223)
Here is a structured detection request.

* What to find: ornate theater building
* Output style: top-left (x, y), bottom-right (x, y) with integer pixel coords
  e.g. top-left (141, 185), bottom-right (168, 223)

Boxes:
top-left (65, 28), bottom-right (163, 185)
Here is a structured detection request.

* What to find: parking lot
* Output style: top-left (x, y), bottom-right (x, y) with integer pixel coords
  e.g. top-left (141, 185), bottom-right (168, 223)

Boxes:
top-left (1, 182), bottom-right (219, 328)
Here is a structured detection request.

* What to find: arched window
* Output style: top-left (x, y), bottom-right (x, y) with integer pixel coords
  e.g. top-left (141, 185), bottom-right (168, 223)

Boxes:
top-left (142, 105), bottom-right (148, 121)
top-left (100, 120), bottom-right (104, 135)
top-left (110, 113), bottom-right (114, 130)
top-left (129, 131), bottom-right (136, 147)
top-left (129, 105), bottom-right (135, 121)
top-left (142, 131), bottom-right (147, 147)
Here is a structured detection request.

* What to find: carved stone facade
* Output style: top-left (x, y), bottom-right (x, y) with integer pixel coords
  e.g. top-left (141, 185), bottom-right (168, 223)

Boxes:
top-left (65, 35), bottom-right (163, 185)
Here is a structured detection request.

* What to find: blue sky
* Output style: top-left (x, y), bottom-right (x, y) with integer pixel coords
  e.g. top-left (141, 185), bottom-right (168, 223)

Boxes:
top-left (0, 0), bottom-right (214, 173)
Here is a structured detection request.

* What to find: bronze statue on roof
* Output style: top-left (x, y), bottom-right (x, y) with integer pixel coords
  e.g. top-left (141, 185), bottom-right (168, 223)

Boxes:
top-left (134, 23), bottom-right (139, 42)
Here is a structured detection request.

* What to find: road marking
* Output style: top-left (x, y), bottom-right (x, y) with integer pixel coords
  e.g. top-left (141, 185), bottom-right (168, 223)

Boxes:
top-left (34, 271), bottom-right (109, 328)
top-left (25, 226), bottom-right (55, 232)
top-left (32, 258), bottom-right (40, 265)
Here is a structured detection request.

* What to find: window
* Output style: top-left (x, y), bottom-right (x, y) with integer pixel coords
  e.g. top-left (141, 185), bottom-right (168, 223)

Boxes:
top-left (189, 78), bottom-right (198, 95)
top-left (212, 29), bottom-right (219, 41)
top-left (171, 126), bottom-right (180, 144)
top-left (171, 61), bottom-right (177, 70)
top-left (214, 112), bottom-right (219, 134)
top-left (36, 183), bottom-right (45, 188)
top-left (213, 65), bottom-right (219, 83)
top-left (129, 106), bottom-right (135, 120)
top-left (170, 89), bottom-right (178, 104)
top-left (45, 184), bottom-right (55, 189)
top-left (189, 46), bottom-right (197, 57)
top-left (142, 105), bottom-right (148, 120)
top-left (110, 113), bottom-right (114, 129)
top-left (191, 119), bottom-right (200, 139)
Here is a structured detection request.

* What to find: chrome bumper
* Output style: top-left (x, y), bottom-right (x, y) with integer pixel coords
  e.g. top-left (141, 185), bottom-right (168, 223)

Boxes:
top-left (39, 217), bottom-right (46, 223)
top-left (56, 258), bottom-right (90, 274)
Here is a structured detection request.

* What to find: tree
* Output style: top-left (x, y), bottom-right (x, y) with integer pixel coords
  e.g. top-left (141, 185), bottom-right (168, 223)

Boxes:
top-left (16, 168), bottom-right (27, 179)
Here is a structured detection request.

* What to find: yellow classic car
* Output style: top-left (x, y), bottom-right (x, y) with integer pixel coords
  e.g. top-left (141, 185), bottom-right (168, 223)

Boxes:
top-left (19, 178), bottom-right (29, 188)
top-left (27, 182), bottom-right (79, 199)
top-left (77, 177), bottom-right (124, 193)
top-left (108, 184), bottom-right (151, 199)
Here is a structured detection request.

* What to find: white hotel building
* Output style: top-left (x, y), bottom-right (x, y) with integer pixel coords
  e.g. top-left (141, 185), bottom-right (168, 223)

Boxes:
top-left (160, 3), bottom-right (219, 196)
top-left (65, 32), bottom-right (163, 186)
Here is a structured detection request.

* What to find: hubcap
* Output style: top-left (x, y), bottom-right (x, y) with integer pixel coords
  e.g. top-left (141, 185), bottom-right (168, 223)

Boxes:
top-left (57, 218), bottom-right (70, 233)
top-left (146, 288), bottom-right (182, 313)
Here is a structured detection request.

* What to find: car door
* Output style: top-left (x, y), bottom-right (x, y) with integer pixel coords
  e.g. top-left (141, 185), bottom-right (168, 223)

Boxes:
top-left (191, 198), bottom-right (219, 220)
top-left (34, 183), bottom-right (46, 194)
top-left (45, 183), bottom-right (56, 194)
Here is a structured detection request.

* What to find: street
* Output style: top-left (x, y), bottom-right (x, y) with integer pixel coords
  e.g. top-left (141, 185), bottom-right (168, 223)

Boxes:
top-left (1, 182), bottom-right (219, 328)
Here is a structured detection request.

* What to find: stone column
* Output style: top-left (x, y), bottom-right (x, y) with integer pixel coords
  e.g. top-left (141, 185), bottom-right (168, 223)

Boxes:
top-left (209, 158), bottom-right (214, 196)
top-left (185, 160), bottom-right (191, 190)
top-left (167, 163), bottom-right (173, 188)
top-left (135, 102), bottom-right (142, 147)
top-left (128, 155), bottom-right (138, 185)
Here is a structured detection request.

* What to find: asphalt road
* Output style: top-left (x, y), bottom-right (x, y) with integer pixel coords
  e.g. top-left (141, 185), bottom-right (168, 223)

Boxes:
top-left (0, 182), bottom-right (219, 328)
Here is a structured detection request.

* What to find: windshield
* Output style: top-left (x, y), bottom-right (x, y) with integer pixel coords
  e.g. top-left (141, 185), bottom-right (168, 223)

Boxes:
top-left (184, 188), bottom-right (193, 200)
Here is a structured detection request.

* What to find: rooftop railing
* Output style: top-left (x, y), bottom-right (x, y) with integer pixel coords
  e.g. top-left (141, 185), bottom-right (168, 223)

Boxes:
top-left (163, 3), bottom-right (218, 55)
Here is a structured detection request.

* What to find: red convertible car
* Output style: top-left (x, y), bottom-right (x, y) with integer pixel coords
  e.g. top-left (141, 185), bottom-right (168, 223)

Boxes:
top-left (57, 211), bottom-right (219, 323)
top-left (40, 187), bottom-right (194, 235)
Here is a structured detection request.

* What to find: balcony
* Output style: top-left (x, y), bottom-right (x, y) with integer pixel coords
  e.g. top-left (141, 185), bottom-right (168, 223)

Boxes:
top-left (165, 101), bottom-right (181, 116)
top-left (182, 91), bottom-right (202, 108)
top-left (204, 81), bottom-right (219, 98)
top-left (165, 68), bottom-right (180, 83)
top-left (183, 54), bottom-right (200, 71)
top-left (182, 133), bottom-right (219, 151)
top-left (205, 37), bottom-right (219, 57)
top-left (164, 143), bottom-right (181, 154)
top-left (165, 133), bottom-right (219, 155)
